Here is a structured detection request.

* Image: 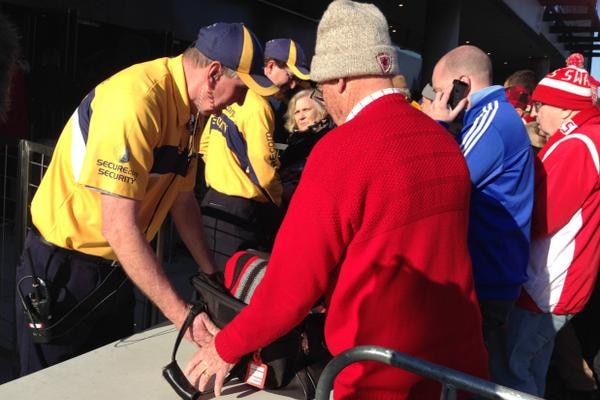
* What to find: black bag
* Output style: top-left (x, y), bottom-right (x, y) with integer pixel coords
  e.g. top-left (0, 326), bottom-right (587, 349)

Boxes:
top-left (192, 271), bottom-right (331, 399)
top-left (163, 269), bottom-right (330, 400)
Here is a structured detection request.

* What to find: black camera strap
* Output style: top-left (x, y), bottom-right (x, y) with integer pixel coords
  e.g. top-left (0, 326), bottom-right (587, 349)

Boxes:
top-left (17, 232), bottom-right (130, 344)
top-left (162, 303), bottom-right (204, 400)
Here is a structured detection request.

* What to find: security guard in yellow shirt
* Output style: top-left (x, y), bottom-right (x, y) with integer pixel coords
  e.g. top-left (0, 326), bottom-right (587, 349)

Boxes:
top-left (200, 38), bottom-right (311, 269)
top-left (15, 22), bottom-right (277, 376)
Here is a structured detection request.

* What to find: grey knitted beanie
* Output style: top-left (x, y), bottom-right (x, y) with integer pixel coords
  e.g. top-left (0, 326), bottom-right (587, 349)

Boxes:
top-left (310, 0), bottom-right (399, 82)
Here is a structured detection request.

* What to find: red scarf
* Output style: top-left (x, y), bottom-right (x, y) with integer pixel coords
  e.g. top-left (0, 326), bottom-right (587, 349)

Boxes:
top-left (540, 105), bottom-right (600, 158)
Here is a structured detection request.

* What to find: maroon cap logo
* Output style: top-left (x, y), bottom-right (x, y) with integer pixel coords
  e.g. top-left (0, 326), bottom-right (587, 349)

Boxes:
top-left (376, 52), bottom-right (393, 74)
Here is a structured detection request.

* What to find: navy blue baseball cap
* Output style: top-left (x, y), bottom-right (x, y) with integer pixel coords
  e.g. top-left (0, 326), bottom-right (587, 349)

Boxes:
top-left (195, 23), bottom-right (278, 96)
top-left (264, 38), bottom-right (310, 81)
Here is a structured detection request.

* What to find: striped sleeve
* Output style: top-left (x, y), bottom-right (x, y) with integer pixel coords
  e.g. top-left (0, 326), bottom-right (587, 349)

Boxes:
top-left (459, 102), bottom-right (503, 187)
top-left (533, 133), bottom-right (600, 238)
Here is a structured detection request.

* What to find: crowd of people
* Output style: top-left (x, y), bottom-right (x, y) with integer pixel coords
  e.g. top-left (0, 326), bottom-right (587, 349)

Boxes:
top-left (3, 0), bottom-right (600, 399)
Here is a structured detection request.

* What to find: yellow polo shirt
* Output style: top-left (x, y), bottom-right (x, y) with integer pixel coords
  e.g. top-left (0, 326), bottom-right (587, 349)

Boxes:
top-left (201, 90), bottom-right (282, 205)
top-left (31, 55), bottom-right (200, 260)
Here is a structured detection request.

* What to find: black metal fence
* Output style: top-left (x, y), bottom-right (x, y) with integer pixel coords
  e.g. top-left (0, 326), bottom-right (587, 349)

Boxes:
top-left (0, 139), bottom-right (197, 384)
top-left (0, 137), bottom-right (20, 356)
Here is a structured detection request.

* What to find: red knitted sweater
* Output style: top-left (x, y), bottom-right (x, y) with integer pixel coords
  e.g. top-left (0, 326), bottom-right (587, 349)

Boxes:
top-left (216, 94), bottom-right (488, 399)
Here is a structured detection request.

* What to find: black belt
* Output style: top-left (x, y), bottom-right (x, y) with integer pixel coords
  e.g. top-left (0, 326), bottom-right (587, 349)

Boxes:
top-left (30, 228), bottom-right (119, 268)
top-left (201, 188), bottom-right (279, 230)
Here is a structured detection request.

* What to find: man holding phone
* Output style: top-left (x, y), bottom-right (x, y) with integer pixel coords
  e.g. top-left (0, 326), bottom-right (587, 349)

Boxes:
top-left (424, 45), bottom-right (535, 384)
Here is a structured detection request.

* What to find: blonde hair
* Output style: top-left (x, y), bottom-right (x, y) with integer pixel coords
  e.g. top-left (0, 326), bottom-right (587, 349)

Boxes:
top-left (284, 89), bottom-right (327, 132)
top-left (183, 47), bottom-right (237, 79)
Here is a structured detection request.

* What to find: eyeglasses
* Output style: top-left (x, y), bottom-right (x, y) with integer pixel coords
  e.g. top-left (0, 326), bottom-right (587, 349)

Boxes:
top-left (274, 61), bottom-right (295, 83)
top-left (533, 101), bottom-right (544, 112)
top-left (310, 87), bottom-right (324, 103)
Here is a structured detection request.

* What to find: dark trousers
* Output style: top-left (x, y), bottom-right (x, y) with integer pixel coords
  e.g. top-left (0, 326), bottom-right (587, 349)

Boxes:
top-left (15, 231), bottom-right (134, 376)
top-left (201, 189), bottom-right (282, 271)
top-left (479, 299), bottom-right (515, 384)
top-left (203, 213), bottom-right (261, 271)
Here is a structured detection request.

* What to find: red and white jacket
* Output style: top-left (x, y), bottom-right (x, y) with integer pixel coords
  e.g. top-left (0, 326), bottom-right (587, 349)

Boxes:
top-left (519, 106), bottom-right (600, 315)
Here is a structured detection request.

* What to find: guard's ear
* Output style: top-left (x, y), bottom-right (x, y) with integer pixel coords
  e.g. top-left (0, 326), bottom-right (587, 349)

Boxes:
top-left (263, 59), bottom-right (276, 76)
top-left (206, 61), bottom-right (222, 86)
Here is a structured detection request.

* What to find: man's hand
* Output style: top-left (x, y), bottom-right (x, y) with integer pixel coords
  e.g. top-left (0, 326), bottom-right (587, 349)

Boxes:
top-left (185, 312), bottom-right (219, 346)
top-left (184, 330), bottom-right (234, 396)
top-left (423, 83), bottom-right (467, 124)
top-left (526, 120), bottom-right (548, 148)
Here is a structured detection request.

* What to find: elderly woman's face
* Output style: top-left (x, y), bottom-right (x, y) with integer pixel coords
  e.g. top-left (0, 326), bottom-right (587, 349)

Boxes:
top-left (294, 96), bottom-right (321, 132)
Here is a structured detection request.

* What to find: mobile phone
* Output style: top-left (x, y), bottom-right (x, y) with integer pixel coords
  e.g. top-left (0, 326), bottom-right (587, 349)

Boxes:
top-left (448, 79), bottom-right (469, 109)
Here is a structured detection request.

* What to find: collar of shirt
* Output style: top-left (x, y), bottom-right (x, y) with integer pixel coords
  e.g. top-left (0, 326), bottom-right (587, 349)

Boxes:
top-left (346, 88), bottom-right (404, 122)
top-left (167, 55), bottom-right (191, 130)
top-left (468, 85), bottom-right (504, 110)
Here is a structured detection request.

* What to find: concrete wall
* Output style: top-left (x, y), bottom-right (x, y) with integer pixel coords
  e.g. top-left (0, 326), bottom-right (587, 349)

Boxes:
top-left (502, 0), bottom-right (568, 59)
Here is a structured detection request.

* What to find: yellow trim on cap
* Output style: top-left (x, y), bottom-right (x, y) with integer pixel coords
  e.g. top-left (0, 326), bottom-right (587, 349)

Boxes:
top-left (289, 65), bottom-right (310, 81)
top-left (238, 73), bottom-right (279, 97)
top-left (238, 26), bottom-right (254, 74)
top-left (287, 41), bottom-right (310, 80)
top-left (237, 26), bottom-right (278, 96)
top-left (288, 41), bottom-right (298, 67)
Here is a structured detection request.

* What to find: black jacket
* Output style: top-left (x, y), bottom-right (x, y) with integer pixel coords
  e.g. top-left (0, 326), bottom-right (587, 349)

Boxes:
top-left (278, 117), bottom-right (335, 209)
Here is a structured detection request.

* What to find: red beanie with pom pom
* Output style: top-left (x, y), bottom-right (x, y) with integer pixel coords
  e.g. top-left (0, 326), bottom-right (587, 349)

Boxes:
top-left (532, 53), bottom-right (594, 110)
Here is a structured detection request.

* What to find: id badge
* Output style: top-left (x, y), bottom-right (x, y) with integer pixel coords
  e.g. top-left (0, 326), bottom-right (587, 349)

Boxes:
top-left (244, 351), bottom-right (268, 389)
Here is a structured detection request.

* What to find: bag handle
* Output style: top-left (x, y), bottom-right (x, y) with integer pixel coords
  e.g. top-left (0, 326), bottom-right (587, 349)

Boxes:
top-left (162, 303), bottom-right (204, 400)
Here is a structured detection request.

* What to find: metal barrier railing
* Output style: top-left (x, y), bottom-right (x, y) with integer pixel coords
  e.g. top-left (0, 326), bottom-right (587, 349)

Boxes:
top-left (315, 346), bottom-right (543, 400)
top-left (14, 139), bottom-right (180, 331)
top-left (16, 139), bottom-right (54, 254)
top-left (0, 139), bottom-right (19, 270)
top-left (0, 138), bottom-right (19, 356)
top-left (0, 140), bottom-right (55, 358)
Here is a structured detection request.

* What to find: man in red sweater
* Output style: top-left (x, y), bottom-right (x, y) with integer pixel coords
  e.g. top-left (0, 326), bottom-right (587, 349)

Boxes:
top-left (185, 1), bottom-right (489, 398)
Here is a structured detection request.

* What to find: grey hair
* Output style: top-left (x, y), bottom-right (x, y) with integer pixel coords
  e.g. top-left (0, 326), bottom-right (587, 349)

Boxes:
top-left (183, 46), bottom-right (237, 79)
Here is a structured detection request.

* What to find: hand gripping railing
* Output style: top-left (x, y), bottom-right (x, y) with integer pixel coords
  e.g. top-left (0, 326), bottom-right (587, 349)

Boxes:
top-left (315, 346), bottom-right (543, 400)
